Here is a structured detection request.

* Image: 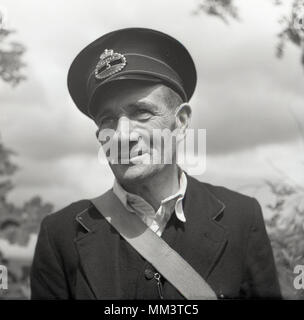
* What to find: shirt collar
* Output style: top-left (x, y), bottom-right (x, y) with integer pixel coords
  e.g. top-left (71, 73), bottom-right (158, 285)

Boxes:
top-left (113, 168), bottom-right (187, 223)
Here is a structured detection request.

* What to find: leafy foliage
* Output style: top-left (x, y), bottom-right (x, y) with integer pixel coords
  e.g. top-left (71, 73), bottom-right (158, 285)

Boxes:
top-left (0, 28), bottom-right (26, 86)
top-left (0, 252), bottom-right (31, 299)
top-left (265, 181), bottom-right (304, 299)
top-left (0, 28), bottom-right (51, 298)
top-left (276, 0), bottom-right (304, 65)
top-left (0, 137), bottom-right (53, 300)
top-left (0, 137), bottom-right (53, 246)
top-left (193, 0), bottom-right (239, 23)
top-left (195, 0), bottom-right (304, 67)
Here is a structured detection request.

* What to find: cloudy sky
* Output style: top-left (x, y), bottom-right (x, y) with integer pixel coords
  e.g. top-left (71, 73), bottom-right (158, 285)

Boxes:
top-left (1, 0), bottom-right (304, 219)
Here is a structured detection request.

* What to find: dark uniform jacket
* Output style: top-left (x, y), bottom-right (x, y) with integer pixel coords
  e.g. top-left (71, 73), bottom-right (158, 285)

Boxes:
top-left (30, 175), bottom-right (281, 299)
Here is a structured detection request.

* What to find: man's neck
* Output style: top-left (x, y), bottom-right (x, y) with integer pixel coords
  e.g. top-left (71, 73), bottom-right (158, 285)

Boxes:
top-left (120, 165), bottom-right (180, 211)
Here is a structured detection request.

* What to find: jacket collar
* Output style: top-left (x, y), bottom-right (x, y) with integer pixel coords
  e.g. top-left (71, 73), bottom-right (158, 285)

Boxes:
top-left (75, 174), bottom-right (226, 233)
top-left (185, 174), bottom-right (226, 221)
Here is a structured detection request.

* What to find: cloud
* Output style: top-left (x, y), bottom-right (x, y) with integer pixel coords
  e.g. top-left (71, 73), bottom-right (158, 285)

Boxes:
top-left (8, 153), bottom-right (114, 210)
top-left (191, 83), bottom-right (304, 154)
top-left (196, 140), bottom-right (304, 218)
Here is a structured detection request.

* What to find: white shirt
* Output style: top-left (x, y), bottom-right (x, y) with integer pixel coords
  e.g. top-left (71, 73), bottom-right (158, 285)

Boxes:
top-left (112, 170), bottom-right (187, 236)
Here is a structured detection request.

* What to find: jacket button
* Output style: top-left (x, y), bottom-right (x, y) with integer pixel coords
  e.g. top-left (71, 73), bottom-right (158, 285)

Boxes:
top-left (144, 268), bottom-right (154, 280)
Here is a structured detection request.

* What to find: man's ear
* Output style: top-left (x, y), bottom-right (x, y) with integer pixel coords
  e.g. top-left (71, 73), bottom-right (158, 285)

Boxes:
top-left (175, 103), bottom-right (192, 133)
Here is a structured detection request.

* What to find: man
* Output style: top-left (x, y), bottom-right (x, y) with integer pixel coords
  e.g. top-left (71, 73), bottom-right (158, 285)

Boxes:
top-left (30, 28), bottom-right (281, 300)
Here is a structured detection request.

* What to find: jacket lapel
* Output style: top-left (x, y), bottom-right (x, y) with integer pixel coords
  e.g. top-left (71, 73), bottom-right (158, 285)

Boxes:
top-left (181, 175), bottom-right (228, 280)
top-left (74, 204), bottom-right (141, 299)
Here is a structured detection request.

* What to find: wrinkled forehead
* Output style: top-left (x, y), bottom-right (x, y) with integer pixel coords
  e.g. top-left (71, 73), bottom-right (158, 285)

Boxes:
top-left (90, 79), bottom-right (174, 119)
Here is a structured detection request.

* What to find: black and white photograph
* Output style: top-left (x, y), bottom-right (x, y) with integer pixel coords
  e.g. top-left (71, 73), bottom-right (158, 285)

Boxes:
top-left (0, 0), bottom-right (304, 304)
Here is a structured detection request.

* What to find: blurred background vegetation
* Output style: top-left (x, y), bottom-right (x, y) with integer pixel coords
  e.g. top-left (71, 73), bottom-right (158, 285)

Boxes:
top-left (0, 0), bottom-right (304, 299)
top-left (0, 27), bottom-right (53, 299)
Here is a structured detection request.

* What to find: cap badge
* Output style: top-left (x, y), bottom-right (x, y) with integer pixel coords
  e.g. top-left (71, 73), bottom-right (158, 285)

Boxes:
top-left (94, 49), bottom-right (127, 80)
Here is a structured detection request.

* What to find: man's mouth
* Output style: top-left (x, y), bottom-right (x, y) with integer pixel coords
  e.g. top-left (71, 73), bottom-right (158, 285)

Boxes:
top-left (129, 152), bottom-right (150, 164)
top-left (117, 150), bottom-right (150, 164)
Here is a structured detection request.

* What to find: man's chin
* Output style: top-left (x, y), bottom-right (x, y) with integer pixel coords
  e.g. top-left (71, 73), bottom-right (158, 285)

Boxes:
top-left (110, 163), bottom-right (162, 184)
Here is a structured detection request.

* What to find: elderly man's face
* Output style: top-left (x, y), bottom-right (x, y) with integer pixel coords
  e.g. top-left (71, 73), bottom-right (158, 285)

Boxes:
top-left (93, 81), bottom-right (187, 184)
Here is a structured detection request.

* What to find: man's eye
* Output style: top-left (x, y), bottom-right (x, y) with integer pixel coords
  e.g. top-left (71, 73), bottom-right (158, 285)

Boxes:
top-left (133, 109), bottom-right (152, 120)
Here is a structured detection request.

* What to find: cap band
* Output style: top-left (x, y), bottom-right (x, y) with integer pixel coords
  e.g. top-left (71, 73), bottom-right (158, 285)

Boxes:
top-left (86, 53), bottom-right (188, 117)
